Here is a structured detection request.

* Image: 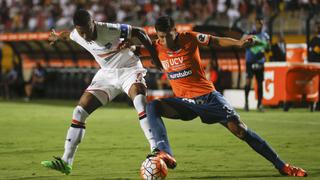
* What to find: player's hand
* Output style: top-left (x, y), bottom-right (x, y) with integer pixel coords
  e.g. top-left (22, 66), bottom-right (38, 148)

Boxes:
top-left (48, 29), bottom-right (59, 45)
top-left (239, 35), bottom-right (255, 48)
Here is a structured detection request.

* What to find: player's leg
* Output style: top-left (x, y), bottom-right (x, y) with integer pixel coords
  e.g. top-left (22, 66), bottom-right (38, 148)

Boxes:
top-left (222, 118), bottom-right (307, 176)
top-left (255, 65), bottom-right (264, 111)
top-left (146, 98), bottom-right (198, 169)
top-left (201, 91), bottom-right (306, 176)
top-left (244, 63), bottom-right (253, 111)
top-left (41, 91), bottom-right (105, 175)
top-left (223, 118), bottom-right (285, 169)
top-left (121, 69), bottom-right (158, 152)
top-left (128, 82), bottom-right (157, 151)
top-left (146, 99), bottom-right (181, 155)
top-left (122, 69), bottom-right (178, 169)
top-left (62, 91), bottom-right (104, 165)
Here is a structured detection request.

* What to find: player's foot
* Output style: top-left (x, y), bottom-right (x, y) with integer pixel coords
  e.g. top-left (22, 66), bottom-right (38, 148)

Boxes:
top-left (148, 148), bottom-right (177, 169)
top-left (41, 156), bottom-right (72, 175)
top-left (279, 164), bottom-right (307, 177)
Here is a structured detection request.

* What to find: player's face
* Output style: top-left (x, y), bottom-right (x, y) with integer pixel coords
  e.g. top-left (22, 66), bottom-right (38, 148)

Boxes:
top-left (75, 20), bottom-right (95, 41)
top-left (156, 29), bottom-right (177, 48)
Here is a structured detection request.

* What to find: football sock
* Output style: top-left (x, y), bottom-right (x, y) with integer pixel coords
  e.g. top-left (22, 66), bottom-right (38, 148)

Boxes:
top-left (146, 100), bottom-right (173, 155)
top-left (62, 126), bottom-right (85, 165)
top-left (243, 128), bottom-right (285, 169)
top-left (133, 94), bottom-right (157, 151)
top-left (62, 106), bottom-right (88, 165)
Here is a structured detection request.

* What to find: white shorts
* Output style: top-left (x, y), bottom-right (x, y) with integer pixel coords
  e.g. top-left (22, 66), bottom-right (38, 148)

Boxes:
top-left (86, 66), bottom-right (147, 104)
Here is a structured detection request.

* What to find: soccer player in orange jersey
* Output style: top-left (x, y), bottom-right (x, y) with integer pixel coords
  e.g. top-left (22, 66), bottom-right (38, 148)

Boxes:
top-left (144, 16), bottom-right (307, 177)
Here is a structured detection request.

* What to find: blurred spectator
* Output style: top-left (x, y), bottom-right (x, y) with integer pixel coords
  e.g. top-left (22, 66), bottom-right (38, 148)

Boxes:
top-left (24, 62), bottom-right (46, 101)
top-left (2, 64), bottom-right (18, 99)
top-left (308, 22), bottom-right (320, 62)
top-left (55, 0), bottom-right (76, 30)
top-left (0, 0), bottom-right (319, 33)
top-left (271, 34), bottom-right (286, 61)
top-left (227, 1), bottom-right (240, 27)
top-left (0, 0), bottom-right (10, 31)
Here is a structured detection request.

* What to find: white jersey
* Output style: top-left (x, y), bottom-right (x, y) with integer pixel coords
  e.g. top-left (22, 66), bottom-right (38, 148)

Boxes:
top-left (70, 22), bottom-right (142, 69)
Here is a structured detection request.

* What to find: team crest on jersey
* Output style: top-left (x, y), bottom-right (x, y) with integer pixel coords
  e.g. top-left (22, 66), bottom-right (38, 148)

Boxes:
top-left (197, 34), bottom-right (208, 43)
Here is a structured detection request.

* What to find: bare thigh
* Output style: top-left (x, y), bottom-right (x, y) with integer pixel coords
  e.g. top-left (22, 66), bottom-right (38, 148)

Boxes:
top-left (128, 83), bottom-right (146, 100)
top-left (78, 91), bottom-right (104, 114)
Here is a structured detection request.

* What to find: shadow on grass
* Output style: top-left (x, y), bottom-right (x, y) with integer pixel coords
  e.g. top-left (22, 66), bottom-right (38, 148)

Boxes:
top-left (5, 174), bottom-right (136, 180)
top-left (184, 168), bottom-right (320, 179)
top-left (6, 176), bottom-right (62, 180)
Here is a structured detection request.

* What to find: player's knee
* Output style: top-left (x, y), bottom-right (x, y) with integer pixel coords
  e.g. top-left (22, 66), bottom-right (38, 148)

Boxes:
top-left (227, 120), bottom-right (247, 139)
top-left (232, 126), bottom-right (247, 139)
top-left (71, 105), bottom-right (89, 128)
top-left (237, 128), bottom-right (248, 140)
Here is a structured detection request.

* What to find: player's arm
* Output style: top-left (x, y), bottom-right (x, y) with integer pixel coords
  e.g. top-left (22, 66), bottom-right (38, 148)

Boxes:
top-left (191, 31), bottom-right (254, 49)
top-left (48, 29), bottom-right (71, 45)
top-left (209, 35), bottom-right (254, 48)
top-left (131, 27), bottom-right (163, 69)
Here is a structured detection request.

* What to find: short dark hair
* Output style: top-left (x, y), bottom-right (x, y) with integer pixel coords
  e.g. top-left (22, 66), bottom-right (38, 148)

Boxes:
top-left (73, 9), bottom-right (91, 26)
top-left (155, 16), bottom-right (175, 32)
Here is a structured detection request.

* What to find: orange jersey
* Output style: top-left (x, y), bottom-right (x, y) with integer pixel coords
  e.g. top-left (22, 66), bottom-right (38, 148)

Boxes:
top-left (154, 31), bottom-right (215, 98)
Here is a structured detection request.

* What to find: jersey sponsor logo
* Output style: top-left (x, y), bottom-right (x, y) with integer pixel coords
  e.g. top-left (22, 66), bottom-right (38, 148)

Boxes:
top-left (197, 34), bottom-right (208, 43)
top-left (161, 56), bottom-right (184, 70)
top-left (167, 68), bottom-right (192, 80)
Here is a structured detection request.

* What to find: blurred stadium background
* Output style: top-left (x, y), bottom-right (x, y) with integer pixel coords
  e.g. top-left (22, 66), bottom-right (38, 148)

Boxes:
top-left (0, 0), bottom-right (320, 111)
top-left (0, 0), bottom-right (320, 179)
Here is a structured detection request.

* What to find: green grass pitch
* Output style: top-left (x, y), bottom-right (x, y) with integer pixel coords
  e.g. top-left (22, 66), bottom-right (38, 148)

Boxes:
top-left (0, 100), bottom-right (319, 180)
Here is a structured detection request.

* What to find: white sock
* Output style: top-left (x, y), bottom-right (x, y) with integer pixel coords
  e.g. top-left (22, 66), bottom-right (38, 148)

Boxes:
top-left (62, 127), bottom-right (85, 165)
top-left (62, 106), bottom-right (88, 165)
top-left (133, 94), bottom-right (157, 151)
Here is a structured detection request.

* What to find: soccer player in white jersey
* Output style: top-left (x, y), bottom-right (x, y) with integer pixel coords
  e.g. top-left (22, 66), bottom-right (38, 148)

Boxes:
top-left (41, 9), bottom-right (160, 175)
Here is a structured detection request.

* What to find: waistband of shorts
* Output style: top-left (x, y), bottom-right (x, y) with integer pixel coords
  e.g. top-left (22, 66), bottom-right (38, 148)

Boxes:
top-left (189, 90), bottom-right (218, 100)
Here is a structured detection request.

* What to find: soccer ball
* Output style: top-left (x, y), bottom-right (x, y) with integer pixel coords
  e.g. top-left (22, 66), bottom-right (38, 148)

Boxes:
top-left (140, 156), bottom-right (168, 180)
